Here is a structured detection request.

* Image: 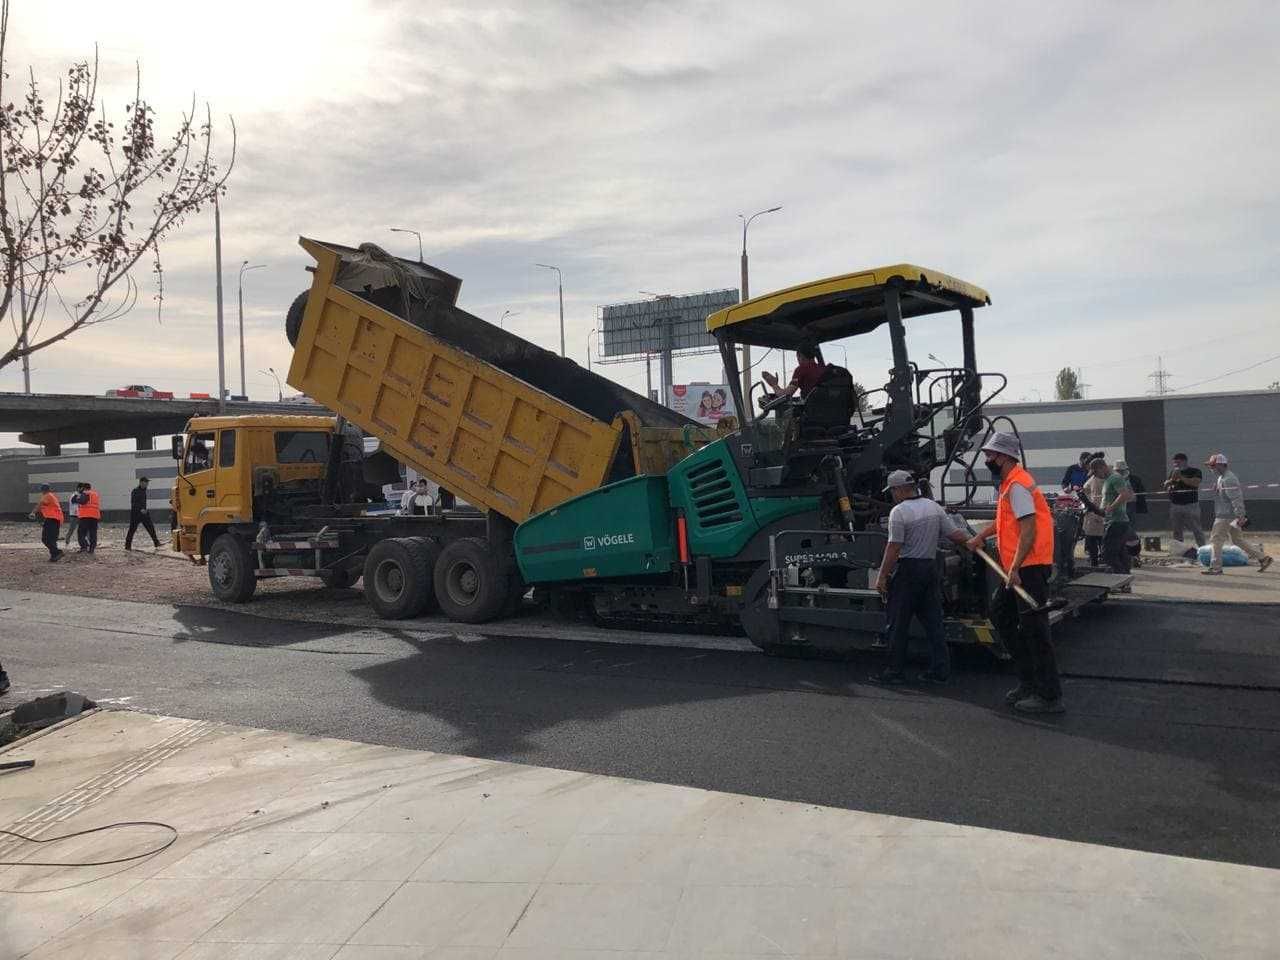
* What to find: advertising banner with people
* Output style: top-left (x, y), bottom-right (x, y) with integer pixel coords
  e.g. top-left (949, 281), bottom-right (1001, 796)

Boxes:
top-left (668, 383), bottom-right (736, 425)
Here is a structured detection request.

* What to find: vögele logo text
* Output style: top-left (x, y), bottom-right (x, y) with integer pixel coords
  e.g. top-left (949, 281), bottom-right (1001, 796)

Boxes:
top-left (583, 532), bottom-right (636, 550)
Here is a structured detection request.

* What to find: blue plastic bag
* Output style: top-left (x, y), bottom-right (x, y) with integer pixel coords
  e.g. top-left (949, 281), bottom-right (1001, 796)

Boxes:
top-left (1197, 544), bottom-right (1249, 567)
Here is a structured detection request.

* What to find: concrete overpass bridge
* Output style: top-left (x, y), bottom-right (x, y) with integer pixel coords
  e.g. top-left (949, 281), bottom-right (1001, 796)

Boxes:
top-left (0, 392), bottom-right (329, 455)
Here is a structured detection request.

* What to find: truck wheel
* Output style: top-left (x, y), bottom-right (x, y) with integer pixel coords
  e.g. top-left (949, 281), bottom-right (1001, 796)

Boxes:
top-left (285, 290), bottom-right (308, 347)
top-left (434, 537), bottom-right (508, 623)
top-left (320, 567), bottom-right (355, 590)
top-left (502, 561), bottom-right (527, 617)
top-left (209, 533), bottom-right (257, 603)
top-left (405, 536), bottom-right (442, 614)
top-left (739, 562), bottom-right (781, 652)
top-left (363, 537), bottom-right (432, 619)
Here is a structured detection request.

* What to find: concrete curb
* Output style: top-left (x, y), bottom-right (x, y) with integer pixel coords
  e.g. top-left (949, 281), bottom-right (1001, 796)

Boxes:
top-left (0, 705), bottom-right (104, 755)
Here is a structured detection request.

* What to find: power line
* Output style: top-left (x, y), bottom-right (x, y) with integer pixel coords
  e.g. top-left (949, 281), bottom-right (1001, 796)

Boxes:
top-left (1169, 353), bottom-right (1280, 394)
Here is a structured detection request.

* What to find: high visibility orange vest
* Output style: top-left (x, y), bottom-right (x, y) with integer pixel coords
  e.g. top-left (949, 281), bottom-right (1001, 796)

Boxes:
top-left (38, 492), bottom-right (64, 522)
top-left (79, 490), bottom-right (102, 520)
top-left (994, 463), bottom-right (1054, 570)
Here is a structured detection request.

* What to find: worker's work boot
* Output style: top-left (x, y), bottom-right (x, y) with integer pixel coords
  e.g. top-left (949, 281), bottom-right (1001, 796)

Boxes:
top-left (1260, 556), bottom-right (1274, 573)
top-left (1004, 684), bottom-right (1033, 706)
top-left (1013, 694), bottom-right (1065, 715)
top-left (1201, 567), bottom-right (1223, 576)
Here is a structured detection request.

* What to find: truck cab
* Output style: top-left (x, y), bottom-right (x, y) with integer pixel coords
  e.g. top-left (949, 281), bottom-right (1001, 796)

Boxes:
top-left (170, 415), bottom-right (337, 558)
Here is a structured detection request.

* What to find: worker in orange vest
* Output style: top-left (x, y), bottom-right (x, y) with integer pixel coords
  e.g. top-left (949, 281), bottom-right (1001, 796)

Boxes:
top-left (78, 481), bottom-right (102, 554)
top-left (28, 482), bottom-right (65, 562)
top-left (965, 432), bottom-right (1063, 714)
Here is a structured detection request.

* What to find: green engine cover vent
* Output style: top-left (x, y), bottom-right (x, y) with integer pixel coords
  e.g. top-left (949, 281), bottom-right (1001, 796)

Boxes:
top-left (688, 460), bottom-right (744, 528)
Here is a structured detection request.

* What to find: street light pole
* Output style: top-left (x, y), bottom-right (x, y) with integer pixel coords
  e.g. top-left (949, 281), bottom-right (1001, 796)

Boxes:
top-left (238, 261), bottom-right (266, 398)
top-left (737, 205), bottom-right (781, 400)
top-left (215, 194), bottom-right (226, 412)
top-left (587, 327), bottom-right (597, 371)
top-left (390, 227), bottom-right (423, 262)
top-left (261, 367), bottom-right (283, 402)
top-left (499, 309), bottom-right (519, 330)
top-left (535, 263), bottom-right (565, 357)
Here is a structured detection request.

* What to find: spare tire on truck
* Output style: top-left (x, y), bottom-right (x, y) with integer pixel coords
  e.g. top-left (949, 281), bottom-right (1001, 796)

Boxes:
top-left (434, 537), bottom-right (509, 624)
top-left (284, 290), bottom-right (309, 347)
top-left (363, 537), bottom-right (433, 619)
top-left (209, 532), bottom-right (257, 603)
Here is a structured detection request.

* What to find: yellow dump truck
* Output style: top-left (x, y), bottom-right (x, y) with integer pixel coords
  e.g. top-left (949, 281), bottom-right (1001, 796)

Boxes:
top-left (171, 238), bottom-right (718, 622)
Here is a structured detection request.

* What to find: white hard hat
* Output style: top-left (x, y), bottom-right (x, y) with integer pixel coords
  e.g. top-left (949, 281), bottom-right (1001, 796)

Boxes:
top-left (1205, 453), bottom-right (1229, 466)
top-left (980, 432), bottom-right (1021, 460)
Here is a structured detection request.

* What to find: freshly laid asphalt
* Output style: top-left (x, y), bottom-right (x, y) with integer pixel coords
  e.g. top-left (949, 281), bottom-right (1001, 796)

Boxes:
top-left (2, 587), bottom-right (1278, 869)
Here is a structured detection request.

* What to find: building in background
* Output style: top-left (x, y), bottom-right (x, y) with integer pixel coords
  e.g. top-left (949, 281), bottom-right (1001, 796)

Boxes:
top-left (946, 389), bottom-right (1280, 528)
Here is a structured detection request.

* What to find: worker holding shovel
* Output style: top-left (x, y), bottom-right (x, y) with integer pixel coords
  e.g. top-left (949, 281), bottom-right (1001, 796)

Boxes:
top-left (965, 432), bottom-right (1064, 715)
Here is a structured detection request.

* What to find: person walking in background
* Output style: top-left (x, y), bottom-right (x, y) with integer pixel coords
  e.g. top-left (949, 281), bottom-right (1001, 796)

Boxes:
top-left (1115, 461), bottom-right (1145, 567)
top-left (1060, 451), bottom-right (1092, 491)
top-left (1203, 453), bottom-right (1272, 575)
top-left (872, 470), bottom-right (970, 686)
top-left (1165, 452), bottom-right (1205, 547)
top-left (78, 481), bottom-right (102, 554)
top-left (1080, 464), bottom-right (1107, 566)
top-left (399, 478), bottom-right (433, 515)
top-left (965, 432), bottom-right (1063, 714)
top-left (1094, 458), bottom-right (1135, 574)
top-left (64, 482), bottom-right (85, 547)
top-left (125, 476), bottom-right (162, 550)
top-left (29, 483), bottom-right (64, 562)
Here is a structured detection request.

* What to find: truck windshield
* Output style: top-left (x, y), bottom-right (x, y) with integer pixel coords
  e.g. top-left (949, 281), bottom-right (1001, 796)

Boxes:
top-left (275, 430), bottom-right (329, 463)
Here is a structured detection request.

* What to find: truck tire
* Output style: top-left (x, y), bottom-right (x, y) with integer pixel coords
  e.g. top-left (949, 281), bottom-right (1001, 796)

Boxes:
top-left (209, 532), bottom-right (257, 603)
top-left (320, 567), bottom-right (356, 590)
top-left (434, 537), bottom-right (509, 623)
top-left (284, 290), bottom-right (308, 347)
top-left (405, 536), bottom-right (442, 614)
top-left (363, 537), bottom-right (433, 619)
top-left (502, 561), bottom-right (527, 617)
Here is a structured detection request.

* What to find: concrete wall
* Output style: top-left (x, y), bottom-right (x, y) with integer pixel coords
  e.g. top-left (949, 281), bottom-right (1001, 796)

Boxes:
top-left (2, 448), bottom-right (178, 521)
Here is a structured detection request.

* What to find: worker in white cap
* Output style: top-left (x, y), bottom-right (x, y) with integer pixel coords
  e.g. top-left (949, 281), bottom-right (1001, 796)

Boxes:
top-left (1203, 453), bottom-right (1272, 575)
top-left (964, 432), bottom-right (1063, 713)
top-left (871, 470), bottom-right (970, 685)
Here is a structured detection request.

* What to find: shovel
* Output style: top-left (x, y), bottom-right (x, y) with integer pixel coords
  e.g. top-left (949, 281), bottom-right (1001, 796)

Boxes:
top-left (973, 548), bottom-right (1053, 613)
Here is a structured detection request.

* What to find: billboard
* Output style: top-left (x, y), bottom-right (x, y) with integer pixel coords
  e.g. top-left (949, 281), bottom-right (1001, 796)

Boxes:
top-left (599, 289), bottom-right (739, 359)
top-left (668, 383), bottom-right (737, 426)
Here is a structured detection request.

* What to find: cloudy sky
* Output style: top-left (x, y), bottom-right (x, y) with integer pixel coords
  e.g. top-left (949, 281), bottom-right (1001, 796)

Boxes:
top-left (3, 0), bottom-right (1278, 440)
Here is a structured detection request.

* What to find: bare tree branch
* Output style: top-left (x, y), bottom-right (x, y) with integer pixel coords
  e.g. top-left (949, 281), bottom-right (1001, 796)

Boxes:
top-left (0, 0), bottom-right (235, 373)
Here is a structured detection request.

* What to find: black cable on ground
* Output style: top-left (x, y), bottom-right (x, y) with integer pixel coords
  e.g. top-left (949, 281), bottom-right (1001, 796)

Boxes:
top-left (0, 821), bottom-right (178, 867)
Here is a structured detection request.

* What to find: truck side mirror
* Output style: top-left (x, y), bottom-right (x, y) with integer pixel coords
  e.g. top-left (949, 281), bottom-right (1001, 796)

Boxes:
top-left (171, 435), bottom-right (184, 460)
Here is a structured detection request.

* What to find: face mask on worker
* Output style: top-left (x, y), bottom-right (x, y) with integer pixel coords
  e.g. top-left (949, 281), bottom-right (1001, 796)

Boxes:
top-left (985, 458), bottom-right (1002, 481)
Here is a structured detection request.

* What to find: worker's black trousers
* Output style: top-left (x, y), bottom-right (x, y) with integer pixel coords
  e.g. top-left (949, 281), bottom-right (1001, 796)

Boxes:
top-left (1103, 521), bottom-right (1131, 574)
top-left (126, 511), bottom-right (159, 549)
top-left (991, 563), bottom-right (1061, 701)
top-left (79, 518), bottom-right (99, 552)
top-left (886, 558), bottom-right (950, 679)
top-left (40, 518), bottom-right (61, 559)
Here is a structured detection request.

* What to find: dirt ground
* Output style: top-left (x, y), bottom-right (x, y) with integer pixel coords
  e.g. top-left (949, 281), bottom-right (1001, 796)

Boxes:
top-left (2, 520), bottom-right (1277, 630)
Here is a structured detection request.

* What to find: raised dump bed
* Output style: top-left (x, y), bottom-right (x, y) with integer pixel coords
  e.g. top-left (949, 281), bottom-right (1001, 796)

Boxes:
top-left (286, 238), bottom-right (702, 523)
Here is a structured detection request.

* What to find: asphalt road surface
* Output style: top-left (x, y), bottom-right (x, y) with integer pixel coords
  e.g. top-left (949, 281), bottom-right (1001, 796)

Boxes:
top-left (2, 588), bottom-right (1278, 869)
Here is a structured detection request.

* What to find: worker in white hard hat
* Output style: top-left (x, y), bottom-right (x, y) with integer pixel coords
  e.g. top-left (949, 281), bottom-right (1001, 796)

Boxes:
top-left (871, 470), bottom-right (970, 686)
top-left (1203, 453), bottom-right (1272, 575)
top-left (964, 432), bottom-right (1063, 714)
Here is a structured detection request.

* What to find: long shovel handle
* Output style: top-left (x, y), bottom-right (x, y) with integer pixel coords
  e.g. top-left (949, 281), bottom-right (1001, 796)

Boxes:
top-left (973, 547), bottom-right (1044, 611)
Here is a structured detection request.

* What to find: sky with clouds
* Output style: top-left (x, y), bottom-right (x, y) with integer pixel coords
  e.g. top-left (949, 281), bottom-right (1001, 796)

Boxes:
top-left (3, 0), bottom-right (1278, 445)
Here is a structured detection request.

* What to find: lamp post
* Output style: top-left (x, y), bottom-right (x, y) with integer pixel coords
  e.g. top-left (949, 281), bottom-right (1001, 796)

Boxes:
top-left (215, 194), bottom-right (226, 412)
top-left (261, 367), bottom-right (283, 402)
top-left (535, 263), bottom-right (565, 357)
top-left (737, 205), bottom-right (781, 399)
top-left (499, 309), bottom-right (518, 330)
top-left (587, 327), bottom-right (597, 371)
top-left (238, 261), bottom-right (266, 398)
top-left (390, 227), bottom-right (423, 262)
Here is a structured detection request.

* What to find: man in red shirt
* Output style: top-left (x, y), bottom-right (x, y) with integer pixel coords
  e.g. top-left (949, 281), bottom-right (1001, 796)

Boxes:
top-left (760, 341), bottom-right (826, 403)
